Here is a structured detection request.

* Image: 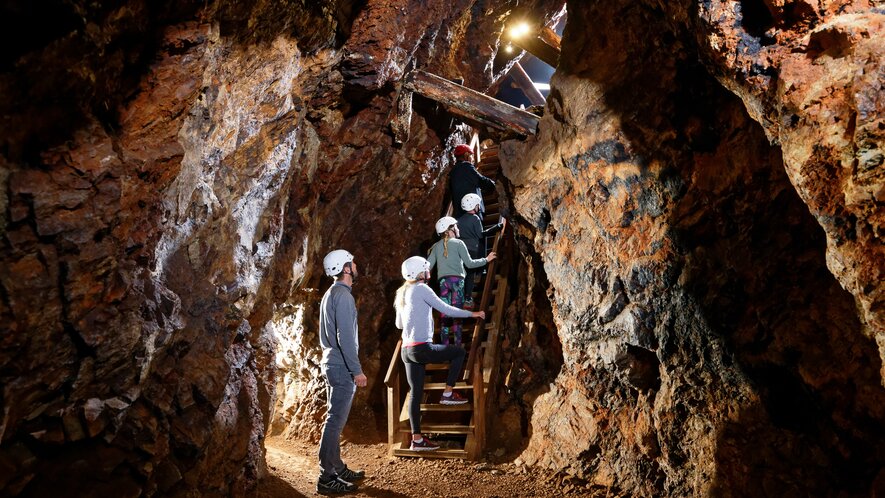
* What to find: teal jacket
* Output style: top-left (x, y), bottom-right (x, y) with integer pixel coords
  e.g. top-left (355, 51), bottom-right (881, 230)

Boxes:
top-left (427, 237), bottom-right (487, 279)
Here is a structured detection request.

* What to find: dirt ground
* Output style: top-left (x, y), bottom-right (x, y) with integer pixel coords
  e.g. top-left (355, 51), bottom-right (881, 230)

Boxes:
top-left (255, 436), bottom-right (602, 497)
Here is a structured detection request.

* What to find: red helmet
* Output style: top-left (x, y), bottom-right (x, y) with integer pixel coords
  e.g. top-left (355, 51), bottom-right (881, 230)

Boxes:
top-left (453, 144), bottom-right (473, 157)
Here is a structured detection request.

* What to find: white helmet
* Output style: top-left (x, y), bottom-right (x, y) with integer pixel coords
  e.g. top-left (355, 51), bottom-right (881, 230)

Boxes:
top-left (323, 249), bottom-right (354, 276)
top-left (460, 193), bottom-right (482, 212)
top-left (401, 256), bottom-right (430, 280)
top-left (435, 216), bottom-right (458, 234)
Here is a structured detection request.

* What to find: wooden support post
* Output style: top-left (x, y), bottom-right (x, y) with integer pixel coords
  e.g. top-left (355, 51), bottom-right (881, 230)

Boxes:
top-left (387, 376), bottom-right (400, 449)
top-left (470, 347), bottom-right (485, 460)
top-left (509, 62), bottom-right (547, 106)
top-left (391, 88), bottom-right (413, 145)
top-left (539, 26), bottom-right (562, 52)
top-left (385, 340), bottom-right (404, 453)
top-left (510, 27), bottom-right (561, 68)
top-left (404, 70), bottom-right (539, 136)
top-left (469, 132), bottom-right (482, 164)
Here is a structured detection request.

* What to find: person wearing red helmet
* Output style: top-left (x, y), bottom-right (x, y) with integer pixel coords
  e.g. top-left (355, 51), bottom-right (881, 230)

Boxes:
top-left (449, 144), bottom-right (496, 219)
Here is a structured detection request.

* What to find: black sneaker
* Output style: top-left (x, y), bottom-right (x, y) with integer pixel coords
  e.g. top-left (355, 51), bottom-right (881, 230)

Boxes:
top-left (316, 475), bottom-right (357, 495)
top-left (409, 437), bottom-right (440, 451)
top-left (338, 465), bottom-right (366, 482)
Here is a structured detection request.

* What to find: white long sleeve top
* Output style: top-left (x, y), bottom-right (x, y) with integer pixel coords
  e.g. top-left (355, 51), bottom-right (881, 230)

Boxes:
top-left (395, 283), bottom-right (473, 344)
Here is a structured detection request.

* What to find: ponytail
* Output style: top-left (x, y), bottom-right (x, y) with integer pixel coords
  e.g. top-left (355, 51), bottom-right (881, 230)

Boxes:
top-left (442, 232), bottom-right (450, 258)
top-left (395, 281), bottom-right (416, 311)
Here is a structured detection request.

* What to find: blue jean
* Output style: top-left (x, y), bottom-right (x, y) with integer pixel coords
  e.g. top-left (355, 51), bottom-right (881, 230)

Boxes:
top-left (318, 364), bottom-right (355, 479)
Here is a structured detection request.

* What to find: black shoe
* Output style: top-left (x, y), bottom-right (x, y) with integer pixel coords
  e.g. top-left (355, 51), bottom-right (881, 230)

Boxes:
top-left (317, 475), bottom-right (357, 495)
top-left (338, 465), bottom-right (366, 482)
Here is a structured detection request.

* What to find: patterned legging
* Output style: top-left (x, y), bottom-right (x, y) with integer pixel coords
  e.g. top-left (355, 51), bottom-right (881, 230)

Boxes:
top-left (438, 276), bottom-right (465, 346)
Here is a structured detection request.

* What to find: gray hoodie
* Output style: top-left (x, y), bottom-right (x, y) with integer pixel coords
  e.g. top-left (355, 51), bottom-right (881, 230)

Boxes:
top-left (319, 282), bottom-right (362, 376)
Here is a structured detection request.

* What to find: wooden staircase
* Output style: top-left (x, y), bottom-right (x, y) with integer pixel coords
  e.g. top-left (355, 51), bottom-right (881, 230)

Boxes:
top-left (384, 139), bottom-right (510, 460)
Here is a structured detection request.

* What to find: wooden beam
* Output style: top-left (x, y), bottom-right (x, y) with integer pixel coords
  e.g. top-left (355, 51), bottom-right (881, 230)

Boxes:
top-left (441, 104), bottom-right (521, 137)
top-left (509, 62), bottom-right (546, 107)
top-left (510, 27), bottom-right (561, 68)
top-left (404, 70), bottom-right (539, 136)
top-left (539, 26), bottom-right (562, 52)
top-left (391, 89), bottom-right (413, 145)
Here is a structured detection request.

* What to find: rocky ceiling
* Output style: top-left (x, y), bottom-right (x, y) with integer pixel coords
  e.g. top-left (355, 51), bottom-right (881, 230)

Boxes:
top-left (1, 0), bottom-right (883, 496)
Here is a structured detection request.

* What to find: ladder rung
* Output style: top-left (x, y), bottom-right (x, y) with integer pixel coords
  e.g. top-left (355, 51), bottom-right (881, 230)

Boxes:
top-left (422, 382), bottom-right (471, 390)
top-left (392, 448), bottom-right (469, 459)
top-left (420, 403), bottom-right (472, 412)
top-left (398, 424), bottom-right (474, 434)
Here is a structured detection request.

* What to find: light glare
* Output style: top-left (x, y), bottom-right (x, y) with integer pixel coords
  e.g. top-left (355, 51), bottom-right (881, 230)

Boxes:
top-left (509, 22), bottom-right (531, 39)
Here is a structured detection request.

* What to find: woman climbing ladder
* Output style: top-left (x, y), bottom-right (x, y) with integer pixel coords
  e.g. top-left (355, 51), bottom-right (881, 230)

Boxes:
top-left (395, 256), bottom-right (485, 451)
top-left (427, 216), bottom-right (496, 346)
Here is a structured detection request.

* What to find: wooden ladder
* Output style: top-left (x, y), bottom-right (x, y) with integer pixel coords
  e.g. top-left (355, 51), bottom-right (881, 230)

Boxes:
top-left (384, 140), bottom-right (510, 460)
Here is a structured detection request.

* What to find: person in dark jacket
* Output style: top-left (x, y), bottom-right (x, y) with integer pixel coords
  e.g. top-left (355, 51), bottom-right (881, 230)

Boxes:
top-left (449, 144), bottom-right (496, 219)
top-left (456, 193), bottom-right (505, 309)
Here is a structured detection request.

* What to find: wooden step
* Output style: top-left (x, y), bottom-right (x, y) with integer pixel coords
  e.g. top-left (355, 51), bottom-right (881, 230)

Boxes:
top-left (400, 396), bottom-right (472, 421)
top-left (398, 424), bottom-right (474, 435)
top-left (425, 363), bottom-right (451, 371)
top-left (422, 382), bottom-right (471, 390)
top-left (393, 448), bottom-right (469, 459)
top-left (420, 403), bottom-right (472, 412)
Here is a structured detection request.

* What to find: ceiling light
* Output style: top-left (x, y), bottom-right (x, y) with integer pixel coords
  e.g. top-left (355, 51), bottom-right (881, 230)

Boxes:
top-left (508, 22), bottom-right (531, 39)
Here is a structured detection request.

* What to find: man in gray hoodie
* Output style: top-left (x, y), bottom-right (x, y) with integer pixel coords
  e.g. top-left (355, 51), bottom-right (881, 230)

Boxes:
top-left (317, 249), bottom-right (367, 495)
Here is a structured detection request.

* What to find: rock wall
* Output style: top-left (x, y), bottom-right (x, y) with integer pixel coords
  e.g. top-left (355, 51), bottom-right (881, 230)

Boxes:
top-left (499, 0), bottom-right (885, 495)
top-left (0, 0), bottom-right (564, 495)
top-left (0, 3), bottom-right (332, 492)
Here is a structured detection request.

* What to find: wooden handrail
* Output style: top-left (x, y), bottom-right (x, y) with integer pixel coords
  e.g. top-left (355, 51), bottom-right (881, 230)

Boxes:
top-left (384, 339), bottom-right (403, 387)
top-left (464, 221), bottom-right (503, 382)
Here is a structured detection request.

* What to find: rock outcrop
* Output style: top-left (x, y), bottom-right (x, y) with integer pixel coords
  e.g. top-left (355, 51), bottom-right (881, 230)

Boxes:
top-left (696, 3), bottom-right (885, 358)
top-left (500, 0), bottom-right (885, 495)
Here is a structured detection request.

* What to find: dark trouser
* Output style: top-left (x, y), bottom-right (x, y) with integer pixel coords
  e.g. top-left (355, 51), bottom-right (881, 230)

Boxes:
top-left (318, 364), bottom-right (355, 479)
top-left (464, 247), bottom-right (484, 303)
top-left (401, 343), bottom-right (466, 434)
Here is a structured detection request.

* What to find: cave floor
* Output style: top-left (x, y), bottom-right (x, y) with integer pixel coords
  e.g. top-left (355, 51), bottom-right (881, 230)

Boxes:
top-left (256, 436), bottom-right (594, 497)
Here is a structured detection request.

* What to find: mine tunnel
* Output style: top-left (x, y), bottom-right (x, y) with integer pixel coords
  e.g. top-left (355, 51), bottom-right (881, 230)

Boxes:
top-left (1, 0), bottom-right (884, 497)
